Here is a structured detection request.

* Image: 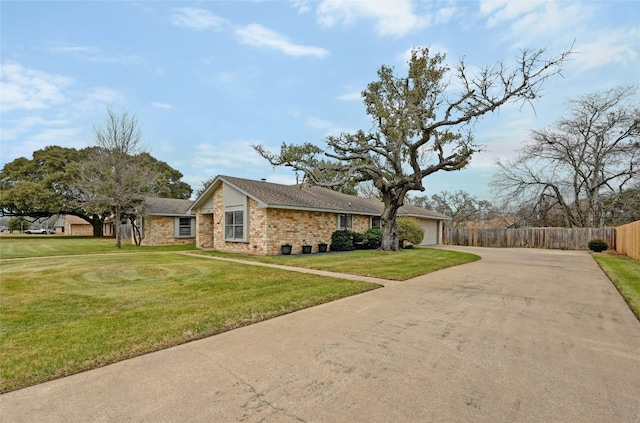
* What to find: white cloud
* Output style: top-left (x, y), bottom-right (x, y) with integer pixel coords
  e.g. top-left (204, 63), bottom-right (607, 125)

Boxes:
top-left (151, 102), bottom-right (173, 109)
top-left (190, 141), bottom-right (265, 170)
top-left (48, 45), bottom-right (144, 65)
top-left (336, 91), bottom-right (361, 101)
top-left (170, 7), bottom-right (229, 30)
top-left (235, 24), bottom-right (329, 58)
top-left (315, 0), bottom-right (428, 37)
top-left (573, 28), bottom-right (639, 70)
top-left (0, 62), bottom-right (72, 112)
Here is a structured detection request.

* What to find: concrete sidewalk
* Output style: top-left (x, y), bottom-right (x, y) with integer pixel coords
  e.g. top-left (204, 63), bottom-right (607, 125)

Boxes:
top-left (2, 247), bottom-right (639, 422)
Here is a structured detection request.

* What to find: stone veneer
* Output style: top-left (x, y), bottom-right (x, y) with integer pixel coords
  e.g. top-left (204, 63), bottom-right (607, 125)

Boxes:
top-left (140, 216), bottom-right (195, 246)
top-left (193, 182), bottom-right (378, 255)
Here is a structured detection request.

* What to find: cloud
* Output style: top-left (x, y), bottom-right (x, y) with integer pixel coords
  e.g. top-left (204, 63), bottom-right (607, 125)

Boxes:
top-left (573, 28), bottom-right (639, 70)
top-left (48, 45), bottom-right (144, 65)
top-left (151, 102), bottom-right (173, 109)
top-left (235, 24), bottom-right (329, 58)
top-left (0, 62), bottom-right (72, 112)
top-left (190, 141), bottom-right (265, 170)
top-left (336, 91), bottom-right (361, 101)
top-left (315, 0), bottom-right (428, 37)
top-left (170, 7), bottom-right (229, 30)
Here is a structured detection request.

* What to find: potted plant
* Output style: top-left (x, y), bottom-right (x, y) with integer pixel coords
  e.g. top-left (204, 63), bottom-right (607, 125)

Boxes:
top-left (281, 244), bottom-right (292, 255)
top-left (302, 244), bottom-right (312, 254)
top-left (318, 242), bottom-right (328, 253)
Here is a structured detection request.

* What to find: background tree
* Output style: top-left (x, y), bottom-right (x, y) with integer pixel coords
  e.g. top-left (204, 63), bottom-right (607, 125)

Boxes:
top-left (254, 46), bottom-right (571, 250)
top-left (8, 217), bottom-right (30, 233)
top-left (492, 85), bottom-right (639, 227)
top-left (0, 146), bottom-right (111, 235)
top-left (406, 190), bottom-right (494, 227)
top-left (76, 109), bottom-right (162, 248)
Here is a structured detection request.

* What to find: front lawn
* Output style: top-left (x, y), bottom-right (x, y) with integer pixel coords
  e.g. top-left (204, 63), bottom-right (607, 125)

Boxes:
top-left (0, 235), bottom-right (196, 259)
top-left (0, 250), bottom-right (378, 393)
top-left (196, 247), bottom-right (480, 280)
top-left (593, 252), bottom-right (640, 320)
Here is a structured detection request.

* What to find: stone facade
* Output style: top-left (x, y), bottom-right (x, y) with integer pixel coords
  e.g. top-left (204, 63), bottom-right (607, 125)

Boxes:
top-left (193, 182), bottom-right (381, 255)
top-left (140, 216), bottom-right (195, 246)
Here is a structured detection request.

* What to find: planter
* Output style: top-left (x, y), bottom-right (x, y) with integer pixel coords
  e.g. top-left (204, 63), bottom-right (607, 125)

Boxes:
top-left (302, 245), bottom-right (312, 254)
top-left (281, 244), bottom-right (292, 255)
top-left (318, 243), bottom-right (328, 253)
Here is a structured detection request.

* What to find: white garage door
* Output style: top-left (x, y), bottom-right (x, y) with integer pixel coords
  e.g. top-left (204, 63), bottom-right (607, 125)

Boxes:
top-left (417, 219), bottom-right (438, 245)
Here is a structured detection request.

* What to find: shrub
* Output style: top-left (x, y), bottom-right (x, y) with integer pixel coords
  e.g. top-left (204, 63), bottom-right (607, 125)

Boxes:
top-left (330, 230), bottom-right (355, 251)
top-left (588, 239), bottom-right (609, 252)
top-left (397, 217), bottom-right (424, 248)
top-left (361, 228), bottom-right (383, 249)
top-left (352, 231), bottom-right (366, 249)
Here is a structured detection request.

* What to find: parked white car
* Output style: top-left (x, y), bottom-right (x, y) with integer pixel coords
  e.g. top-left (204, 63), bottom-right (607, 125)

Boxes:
top-left (24, 228), bottom-right (51, 234)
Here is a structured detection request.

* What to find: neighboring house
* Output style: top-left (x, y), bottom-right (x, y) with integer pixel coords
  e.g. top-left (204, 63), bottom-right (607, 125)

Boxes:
top-left (56, 215), bottom-right (94, 235)
top-left (137, 197), bottom-right (196, 246)
top-left (188, 175), bottom-right (450, 255)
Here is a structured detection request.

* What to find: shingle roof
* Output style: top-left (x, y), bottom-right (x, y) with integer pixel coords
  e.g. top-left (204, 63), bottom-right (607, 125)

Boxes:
top-left (143, 197), bottom-right (194, 216)
top-left (211, 175), bottom-right (449, 220)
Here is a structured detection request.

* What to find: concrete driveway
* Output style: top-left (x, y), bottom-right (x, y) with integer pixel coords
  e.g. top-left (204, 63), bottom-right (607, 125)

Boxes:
top-left (2, 247), bottom-right (639, 422)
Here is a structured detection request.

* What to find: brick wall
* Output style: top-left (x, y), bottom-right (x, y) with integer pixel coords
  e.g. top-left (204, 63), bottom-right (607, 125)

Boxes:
top-left (193, 182), bottom-right (382, 255)
top-left (141, 216), bottom-right (195, 246)
top-left (265, 209), bottom-right (337, 255)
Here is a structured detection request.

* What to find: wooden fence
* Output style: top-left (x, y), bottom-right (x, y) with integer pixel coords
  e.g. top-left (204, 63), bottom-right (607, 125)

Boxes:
top-left (442, 227), bottom-right (617, 251)
top-left (616, 220), bottom-right (640, 260)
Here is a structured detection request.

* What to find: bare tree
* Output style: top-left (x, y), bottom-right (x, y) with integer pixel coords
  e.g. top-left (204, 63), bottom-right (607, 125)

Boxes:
top-left (77, 109), bottom-right (160, 248)
top-left (492, 85), bottom-right (640, 227)
top-left (254, 46), bottom-right (572, 250)
top-left (407, 190), bottom-right (493, 227)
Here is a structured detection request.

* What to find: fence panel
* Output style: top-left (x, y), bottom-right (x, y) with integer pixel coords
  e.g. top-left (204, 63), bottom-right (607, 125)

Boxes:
top-left (443, 227), bottom-right (617, 251)
top-left (616, 221), bottom-right (640, 260)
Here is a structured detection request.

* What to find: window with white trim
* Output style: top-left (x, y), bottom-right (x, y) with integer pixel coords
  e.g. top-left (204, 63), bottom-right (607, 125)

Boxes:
top-left (175, 217), bottom-right (195, 238)
top-left (225, 211), bottom-right (244, 241)
top-left (338, 214), bottom-right (353, 230)
top-left (371, 216), bottom-right (381, 229)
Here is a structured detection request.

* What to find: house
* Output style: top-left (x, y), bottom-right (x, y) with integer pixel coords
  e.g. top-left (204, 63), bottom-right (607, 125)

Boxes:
top-left (54, 215), bottom-right (94, 235)
top-left (137, 197), bottom-right (196, 246)
top-left (188, 175), bottom-right (450, 255)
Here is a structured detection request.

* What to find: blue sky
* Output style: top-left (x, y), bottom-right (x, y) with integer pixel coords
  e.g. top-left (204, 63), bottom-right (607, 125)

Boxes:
top-left (1, 1), bottom-right (639, 200)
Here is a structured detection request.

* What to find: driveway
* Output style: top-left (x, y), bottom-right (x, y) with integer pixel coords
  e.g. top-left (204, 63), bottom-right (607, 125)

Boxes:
top-left (2, 247), bottom-right (639, 422)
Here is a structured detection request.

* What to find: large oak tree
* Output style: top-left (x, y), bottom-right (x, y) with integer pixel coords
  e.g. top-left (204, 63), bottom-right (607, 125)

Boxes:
top-left (254, 46), bottom-right (571, 250)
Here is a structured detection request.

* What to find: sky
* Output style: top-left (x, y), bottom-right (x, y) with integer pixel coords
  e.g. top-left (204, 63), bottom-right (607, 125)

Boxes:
top-left (1, 1), bottom-right (639, 201)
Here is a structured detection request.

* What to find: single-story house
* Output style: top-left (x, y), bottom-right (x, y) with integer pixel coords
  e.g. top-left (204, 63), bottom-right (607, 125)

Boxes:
top-left (137, 197), bottom-right (196, 246)
top-left (54, 215), bottom-right (94, 235)
top-left (186, 175), bottom-right (450, 255)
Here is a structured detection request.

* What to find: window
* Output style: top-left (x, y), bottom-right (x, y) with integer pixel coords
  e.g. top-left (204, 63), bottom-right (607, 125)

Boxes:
top-left (338, 214), bottom-right (353, 230)
top-left (225, 211), bottom-right (244, 241)
top-left (371, 216), bottom-right (381, 229)
top-left (175, 217), bottom-right (194, 238)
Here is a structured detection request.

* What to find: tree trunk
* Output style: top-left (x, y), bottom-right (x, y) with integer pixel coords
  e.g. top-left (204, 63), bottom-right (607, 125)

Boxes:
top-left (115, 204), bottom-right (121, 249)
top-left (379, 190), bottom-right (403, 251)
top-left (90, 217), bottom-right (104, 237)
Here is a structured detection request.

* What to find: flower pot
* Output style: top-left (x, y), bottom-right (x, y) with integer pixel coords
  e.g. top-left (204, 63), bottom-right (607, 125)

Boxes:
top-left (302, 245), bottom-right (312, 254)
top-left (318, 243), bottom-right (328, 253)
top-left (281, 244), bottom-right (292, 255)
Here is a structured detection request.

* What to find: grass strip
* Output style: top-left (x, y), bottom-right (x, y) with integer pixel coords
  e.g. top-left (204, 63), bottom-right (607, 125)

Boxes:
top-left (593, 252), bottom-right (640, 320)
top-left (194, 247), bottom-right (480, 280)
top-left (0, 235), bottom-right (196, 259)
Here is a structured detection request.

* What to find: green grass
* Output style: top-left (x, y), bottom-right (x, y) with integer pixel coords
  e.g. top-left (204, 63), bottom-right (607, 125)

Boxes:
top-left (0, 238), bottom-right (381, 393)
top-left (194, 247), bottom-right (480, 280)
top-left (593, 252), bottom-right (640, 320)
top-left (0, 237), bottom-right (478, 393)
top-left (0, 235), bottom-right (196, 259)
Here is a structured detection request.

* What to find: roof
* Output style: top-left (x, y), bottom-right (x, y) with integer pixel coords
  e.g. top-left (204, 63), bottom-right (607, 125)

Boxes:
top-left (190, 175), bottom-right (450, 220)
top-left (143, 197), bottom-right (194, 216)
